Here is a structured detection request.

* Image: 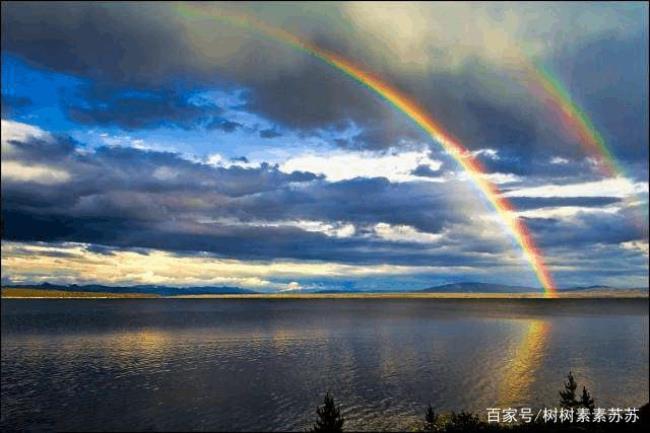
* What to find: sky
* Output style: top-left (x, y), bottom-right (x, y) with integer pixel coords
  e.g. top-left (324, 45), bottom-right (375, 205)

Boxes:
top-left (1, 1), bottom-right (648, 292)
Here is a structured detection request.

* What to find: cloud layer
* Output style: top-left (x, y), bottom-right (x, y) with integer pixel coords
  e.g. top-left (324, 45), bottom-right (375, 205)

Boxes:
top-left (1, 2), bottom-right (648, 289)
top-left (2, 119), bottom-right (647, 289)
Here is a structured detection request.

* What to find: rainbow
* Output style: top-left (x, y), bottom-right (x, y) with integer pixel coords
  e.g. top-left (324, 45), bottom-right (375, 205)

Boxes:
top-left (519, 53), bottom-right (647, 235)
top-left (174, 3), bottom-right (558, 296)
top-left (524, 62), bottom-right (623, 178)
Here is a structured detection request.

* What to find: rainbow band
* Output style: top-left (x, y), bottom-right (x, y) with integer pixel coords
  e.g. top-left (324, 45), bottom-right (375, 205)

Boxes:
top-left (175, 3), bottom-right (558, 296)
top-left (526, 62), bottom-right (622, 178)
top-left (524, 62), bottom-right (647, 235)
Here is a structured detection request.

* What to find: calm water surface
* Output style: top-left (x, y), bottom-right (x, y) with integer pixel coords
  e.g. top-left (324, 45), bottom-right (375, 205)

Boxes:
top-left (1, 299), bottom-right (648, 431)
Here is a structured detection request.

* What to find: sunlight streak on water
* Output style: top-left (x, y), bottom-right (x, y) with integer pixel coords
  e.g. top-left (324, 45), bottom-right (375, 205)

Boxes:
top-left (498, 319), bottom-right (551, 407)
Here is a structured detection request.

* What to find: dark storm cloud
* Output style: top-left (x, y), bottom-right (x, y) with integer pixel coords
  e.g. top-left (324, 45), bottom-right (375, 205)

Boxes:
top-left (232, 176), bottom-right (462, 234)
top-left (391, 67), bottom-right (593, 169)
top-left (2, 208), bottom-right (504, 268)
top-left (207, 118), bottom-right (243, 133)
top-left (1, 2), bottom-right (415, 146)
top-left (3, 1), bottom-right (647, 178)
top-left (552, 29), bottom-right (649, 169)
top-left (241, 61), bottom-right (408, 141)
top-left (525, 211), bottom-right (641, 250)
top-left (65, 86), bottom-right (226, 130)
top-left (411, 164), bottom-right (442, 178)
top-left (0, 2), bottom-right (536, 156)
top-left (345, 111), bottom-right (429, 150)
top-left (1, 2), bottom-right (196, 86)
top-left (2, 132), bottom-right (321, 215)
top-left (4, 133), bottom-right (78, 162)
top-left (2, 130), bottom-right (507, 266)
top-left (84, 146), bottom-right (319, 197)
top-left (84, 244), bottom-right (118, 256)
top-left (2, 124), bottom-right (646, 275)
top-left (259, 128), bottom-right (282, 139)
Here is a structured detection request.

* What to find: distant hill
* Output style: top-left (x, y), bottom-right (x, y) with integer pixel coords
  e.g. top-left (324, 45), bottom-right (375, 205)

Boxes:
top-left (313, 289), bottom-right (358, 294)
top-left (417, 282), bottom-right (639, 293)
top-left (419, 282), bottom-right (536, 293)
top-left (3, 281), bottom-right (644, 297)
top-left (559, 285), bottom-right (613, 291)
top-left (3, 282), bottom-right (257, 296)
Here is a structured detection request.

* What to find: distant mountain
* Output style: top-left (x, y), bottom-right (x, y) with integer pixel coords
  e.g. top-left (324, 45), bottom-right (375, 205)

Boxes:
top-left (419, 282), bottom-right (640, 293)
top-left (4, 281), bottom-right (641, 296)
top-left (4, 282), bottom-right (257, 296)
top-left (313, 289), bottom-right (358, 294)
top-left (559, 285), bottom-right (613, 291)
top-left (419, 282), bottom-right (536, 293)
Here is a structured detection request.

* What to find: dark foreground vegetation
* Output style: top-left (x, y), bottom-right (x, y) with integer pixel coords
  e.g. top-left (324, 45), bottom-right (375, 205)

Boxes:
top-left (310, 372), bottom-right (649, 432)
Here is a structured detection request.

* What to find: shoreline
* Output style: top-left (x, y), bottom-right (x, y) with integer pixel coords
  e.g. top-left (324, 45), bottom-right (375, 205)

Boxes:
top-left (2, 288), bottom-right (648, 300)
top-left (169, 291), bottom-right (649, 299)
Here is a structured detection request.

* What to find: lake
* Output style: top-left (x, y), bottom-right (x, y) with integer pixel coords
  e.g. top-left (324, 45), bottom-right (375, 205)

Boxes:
top-left (1, 298), bottom-right (648, 431)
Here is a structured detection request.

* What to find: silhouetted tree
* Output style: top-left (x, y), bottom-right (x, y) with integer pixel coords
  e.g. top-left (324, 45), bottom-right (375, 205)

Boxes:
top-left (424, 404), bottom-right (439, 432)
top-left (446, 411), bottom-right (481, 433)
top-left (311, 392), bottom-right (344, 433)
top-left (559, 371), bottom-right (578, 408)
top-left (580, 386), bottom-right (595, 413)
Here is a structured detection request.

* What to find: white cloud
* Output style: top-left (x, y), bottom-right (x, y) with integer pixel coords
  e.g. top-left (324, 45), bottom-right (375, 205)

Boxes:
top-left (0, 120), bottom-right (71, 184)
top-left (503, 177), bottom-right (649, 199)
top-left (1, 119), bottom-right (51, 156)
top-left (197, 218), bottom-right (356, 238)
top-left (456, 171), bottom-right (521, 185)
top-left (206, 153), bottom-right (225, 166)
top-left (374, 223), bottom-right (443, 244)
top-left (472, 148), bottom-right (500, 160)
top-left (621, 240), bottom-right (649, 256)
top-left (550, 156), bottom-right (569, 165)
top-left (484, 172), bottom-right (521, 185)
top-left (1, 241), bottom-right (474, 291)
top-left (206, 153), bottom-right (262, 169)
top-left (281, 281), bottom-right (302, 292)
top-left (1, 160), bottom-right (71, 185)
top-left (516, 206), bottom-right (620, 219)
top-left (279, 149), bottom-right (443, 183)
top-left (274, 220), bottom-right (356, 238)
